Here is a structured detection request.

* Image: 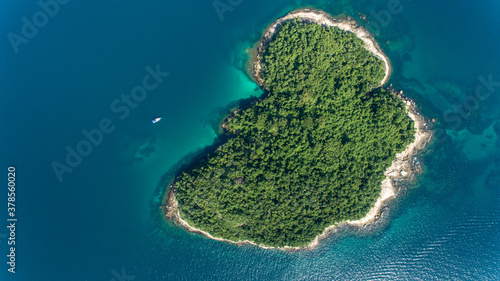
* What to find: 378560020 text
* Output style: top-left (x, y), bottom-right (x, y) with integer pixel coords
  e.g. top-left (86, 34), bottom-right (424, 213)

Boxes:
top-left (7, 166), bottom-right (17, 274)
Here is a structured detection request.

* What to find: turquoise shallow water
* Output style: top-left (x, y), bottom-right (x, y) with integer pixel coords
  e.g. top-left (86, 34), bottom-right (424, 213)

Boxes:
top-left (1, 0), bottom-right (499, 280)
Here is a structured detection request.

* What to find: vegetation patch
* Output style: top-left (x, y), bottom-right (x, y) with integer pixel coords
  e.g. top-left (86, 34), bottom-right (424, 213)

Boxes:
top-left (174, 20), bottom-right (414, 247)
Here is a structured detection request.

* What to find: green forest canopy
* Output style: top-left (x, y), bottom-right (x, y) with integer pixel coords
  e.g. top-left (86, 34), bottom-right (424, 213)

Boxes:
top-left (173, 20), bottom-right (414, 247)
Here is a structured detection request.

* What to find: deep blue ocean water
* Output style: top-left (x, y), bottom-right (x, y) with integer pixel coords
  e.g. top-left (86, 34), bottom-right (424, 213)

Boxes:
top-left (1, 0), bottom-right (499, 280)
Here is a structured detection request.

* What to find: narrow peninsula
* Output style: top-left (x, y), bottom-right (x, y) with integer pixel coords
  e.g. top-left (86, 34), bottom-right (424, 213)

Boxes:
top-left (164, 9), bottom-right (432, 249)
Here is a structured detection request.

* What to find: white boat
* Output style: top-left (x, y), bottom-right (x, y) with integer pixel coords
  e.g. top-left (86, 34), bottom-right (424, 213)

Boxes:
top-left (152, 117), bottom-right (161, 124)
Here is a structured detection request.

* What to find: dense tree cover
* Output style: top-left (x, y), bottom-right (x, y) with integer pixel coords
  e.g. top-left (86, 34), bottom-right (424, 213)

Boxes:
top-left (174, 21), bottom-right (414, 247)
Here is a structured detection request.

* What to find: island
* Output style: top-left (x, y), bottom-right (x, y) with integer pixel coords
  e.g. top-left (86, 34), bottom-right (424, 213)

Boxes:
top-left (164, 9), bottom-right (432, 249)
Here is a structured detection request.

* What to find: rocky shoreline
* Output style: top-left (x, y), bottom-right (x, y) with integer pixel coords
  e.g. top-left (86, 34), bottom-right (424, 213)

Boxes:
top-left (164, 9), bottom-right (432, 250)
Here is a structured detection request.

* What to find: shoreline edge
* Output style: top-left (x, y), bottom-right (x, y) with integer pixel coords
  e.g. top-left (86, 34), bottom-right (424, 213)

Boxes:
top-left (164, 8), bottom-right (433, 250)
